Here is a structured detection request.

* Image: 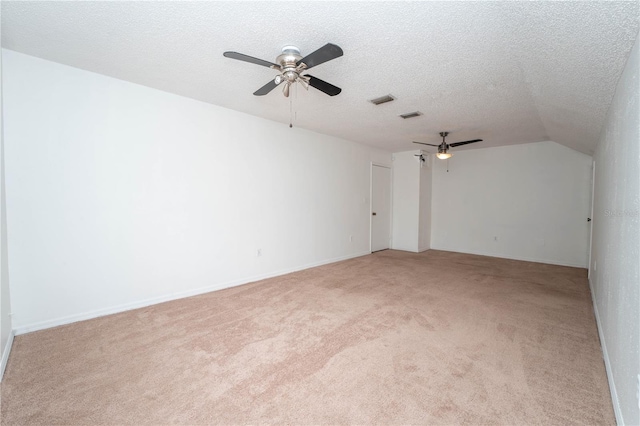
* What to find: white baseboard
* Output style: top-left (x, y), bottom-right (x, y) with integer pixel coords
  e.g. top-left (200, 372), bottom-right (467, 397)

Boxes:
top-left (14, 250), bottom-right (371, 336)
top-left (589, 277), bottom-right (624, 425)
top-left (429, 246), bottom-right (587, 269)
top-left (0, 329), bottom-right (15, 382)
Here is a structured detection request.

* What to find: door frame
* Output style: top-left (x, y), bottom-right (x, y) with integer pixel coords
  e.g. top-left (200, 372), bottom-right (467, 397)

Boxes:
top-left (370, 162), bottom-right (393, 253)
top-left (588, 160), bottom-right (595, 279)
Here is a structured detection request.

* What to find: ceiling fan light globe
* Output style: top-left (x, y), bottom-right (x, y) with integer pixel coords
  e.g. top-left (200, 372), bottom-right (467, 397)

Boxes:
top-left (437, 152), bottom-right (452, 160)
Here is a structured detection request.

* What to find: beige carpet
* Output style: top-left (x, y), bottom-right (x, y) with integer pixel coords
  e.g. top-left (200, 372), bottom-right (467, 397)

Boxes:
top-left (1, 250), bottom-right (613, 425)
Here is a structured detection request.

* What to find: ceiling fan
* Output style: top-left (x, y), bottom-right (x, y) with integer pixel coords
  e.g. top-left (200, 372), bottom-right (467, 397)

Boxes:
top-left (413, 132), bottom-right (483, 159)
top-left (223, 43), bottom-right (343, 97)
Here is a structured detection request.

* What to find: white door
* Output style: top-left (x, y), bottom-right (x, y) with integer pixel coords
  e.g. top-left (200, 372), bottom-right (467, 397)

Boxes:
top-left (371, 165), bottom-right (391, 252)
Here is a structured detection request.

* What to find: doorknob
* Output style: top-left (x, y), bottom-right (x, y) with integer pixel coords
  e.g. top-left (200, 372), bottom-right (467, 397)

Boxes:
top-left (372, 212), bottom-right (377, 216)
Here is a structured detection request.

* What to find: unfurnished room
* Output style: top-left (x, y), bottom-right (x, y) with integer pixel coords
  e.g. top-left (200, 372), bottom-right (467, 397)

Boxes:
top-left (0, 1), bottom-right (638, 425)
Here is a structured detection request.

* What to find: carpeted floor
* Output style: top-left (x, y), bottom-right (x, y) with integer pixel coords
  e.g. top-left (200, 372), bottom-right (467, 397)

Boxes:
top-left (1, 250), bottom-right (613, 425)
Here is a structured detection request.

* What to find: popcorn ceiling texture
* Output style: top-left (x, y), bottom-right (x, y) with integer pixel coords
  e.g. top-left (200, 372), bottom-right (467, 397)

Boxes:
top-left (1, 2), bottom-right (638, 154)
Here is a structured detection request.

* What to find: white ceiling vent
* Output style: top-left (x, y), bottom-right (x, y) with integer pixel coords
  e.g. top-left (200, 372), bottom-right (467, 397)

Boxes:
top-left (369, 94), bottom-right (395, 105)
top-left (399, 111), bottom-right (422, 119)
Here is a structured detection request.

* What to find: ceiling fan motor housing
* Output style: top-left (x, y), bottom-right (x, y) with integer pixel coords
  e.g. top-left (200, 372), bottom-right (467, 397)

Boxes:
top-left (275, 46), bottom-right (305, 86)
top-left (277, 46), bottom-right (302, 69)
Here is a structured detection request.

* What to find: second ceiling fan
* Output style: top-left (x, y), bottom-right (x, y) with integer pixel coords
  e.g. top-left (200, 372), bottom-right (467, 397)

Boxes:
top-left (413, 132), bottom-right (483, 159)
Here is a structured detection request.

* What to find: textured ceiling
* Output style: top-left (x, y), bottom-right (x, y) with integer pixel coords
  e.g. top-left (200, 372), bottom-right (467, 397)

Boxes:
top-left (2, 1), bottom-right (638, 154)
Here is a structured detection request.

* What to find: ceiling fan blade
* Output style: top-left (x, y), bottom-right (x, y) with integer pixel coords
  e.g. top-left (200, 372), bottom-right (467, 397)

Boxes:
top-left (296, 43), bottom-right (343, 69)
top-left (449, 139), bottom-right (483, 147)
top-left (412, 142), bottom-right (439, 147)
top-left (307, 75), bottom-right (341, 96)
top-left (223, 51), bottom-right (280, 69)
top-left (253, 79), bottom-right (280, 96)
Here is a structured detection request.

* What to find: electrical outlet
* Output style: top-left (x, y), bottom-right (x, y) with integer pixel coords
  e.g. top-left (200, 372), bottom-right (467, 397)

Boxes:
top-left (257, 249), bottom-right (262, 257)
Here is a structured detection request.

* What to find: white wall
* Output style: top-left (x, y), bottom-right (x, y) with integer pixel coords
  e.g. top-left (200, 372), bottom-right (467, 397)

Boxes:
top-left (418, 154), bottom-right (432, 252)
top-left (391, 150), bottom-right (431, 253)
top-left (590, 35), bottom-right (639, 426)
top-left (0, 33), bottom-right (15, 380)
top-left (2, 49), bottom-right (391, 333)
top-left (431, 141), bottom-right (592, 267)
top-left (391, 151), bottom-right (419, 252)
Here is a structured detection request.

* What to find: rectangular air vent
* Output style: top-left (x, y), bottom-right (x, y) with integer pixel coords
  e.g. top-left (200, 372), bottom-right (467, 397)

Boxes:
top-left (399, 111), bottom-right (423, 119)
top-left (369, 94), bottom-right (395, 105)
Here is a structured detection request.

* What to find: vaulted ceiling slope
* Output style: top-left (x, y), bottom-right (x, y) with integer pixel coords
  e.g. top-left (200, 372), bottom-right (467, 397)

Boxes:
top-left (2, 1), bottom-right (638, 154)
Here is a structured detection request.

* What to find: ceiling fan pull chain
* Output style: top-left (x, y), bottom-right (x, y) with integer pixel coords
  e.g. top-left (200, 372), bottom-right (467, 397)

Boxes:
top-left (289, 94), bottom-right (293, 128)
top-left (294, 82), bottom-right (299, 126)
